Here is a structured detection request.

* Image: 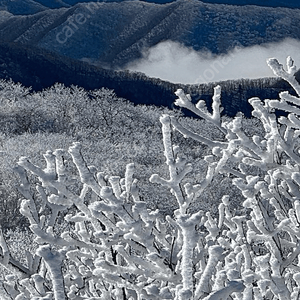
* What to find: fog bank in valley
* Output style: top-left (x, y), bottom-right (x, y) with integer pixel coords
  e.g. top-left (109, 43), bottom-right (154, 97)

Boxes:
top-left (126, 38), bottom-right (300, 84)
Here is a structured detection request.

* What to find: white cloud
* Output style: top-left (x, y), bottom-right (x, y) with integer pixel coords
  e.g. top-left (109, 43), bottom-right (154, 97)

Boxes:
top-left (125, 38), bottom-right (300, 84)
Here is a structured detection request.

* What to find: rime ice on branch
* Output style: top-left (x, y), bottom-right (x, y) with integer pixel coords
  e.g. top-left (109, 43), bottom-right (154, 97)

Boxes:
top-left (2, 56), bottom-right (300, 300)
top-left (168, 56), bottom-right (300, 300)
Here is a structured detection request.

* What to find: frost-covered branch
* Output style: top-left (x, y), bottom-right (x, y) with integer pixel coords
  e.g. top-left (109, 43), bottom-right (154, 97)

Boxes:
top-left (174, 86), bottom-right (225, 133)
top-left (267, 56), bottom-right (300, 96)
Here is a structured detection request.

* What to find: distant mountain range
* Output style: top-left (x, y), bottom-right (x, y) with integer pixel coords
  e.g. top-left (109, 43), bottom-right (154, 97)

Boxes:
top-left (0, 0), bottom-right (300, 15)
top-left (0, 0), bottom-right (299, 69)
top-left (0, 0), bottom-right (299, 119)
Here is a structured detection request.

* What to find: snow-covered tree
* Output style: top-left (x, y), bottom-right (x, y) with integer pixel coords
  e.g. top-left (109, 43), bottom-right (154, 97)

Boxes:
top-left (1, 56), bottom-right (300, 299)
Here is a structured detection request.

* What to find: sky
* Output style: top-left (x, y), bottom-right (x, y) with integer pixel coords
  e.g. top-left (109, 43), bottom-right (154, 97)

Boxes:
top-left (126, 38), bottom-right (300, 84)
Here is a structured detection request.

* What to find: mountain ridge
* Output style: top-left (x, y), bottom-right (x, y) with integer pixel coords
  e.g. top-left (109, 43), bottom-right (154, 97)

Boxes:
top-left (0, 41), bottom-right (294, 118)
top-left (0, 0), bottom-right (299, 69)
top-left (1, 0), bottom-right (300, 15)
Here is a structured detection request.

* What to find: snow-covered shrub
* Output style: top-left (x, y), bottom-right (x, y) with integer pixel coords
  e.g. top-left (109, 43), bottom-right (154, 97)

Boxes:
top-left (1, 56), bottom-right (300, 299)
top-left (0, 78), bottom-right (237, 227)
top-left (0, 228), bottom-right (37, 280)
top-left (0, 132), bottom-right (76, 230)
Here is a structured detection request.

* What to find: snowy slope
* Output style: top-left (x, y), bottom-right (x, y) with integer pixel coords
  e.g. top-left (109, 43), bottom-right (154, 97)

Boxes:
top-left (0, 10), bottom-right (12, 22)
top-left (0, 0), bottom-right (299, 68)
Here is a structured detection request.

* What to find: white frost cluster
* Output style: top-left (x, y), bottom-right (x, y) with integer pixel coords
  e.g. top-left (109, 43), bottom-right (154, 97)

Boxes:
top-left (1, 56), bottom-right (300, 299)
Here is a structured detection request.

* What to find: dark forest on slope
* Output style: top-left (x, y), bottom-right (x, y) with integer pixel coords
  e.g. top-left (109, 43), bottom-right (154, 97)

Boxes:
top-left (0, 42), bottom-right (296, 118)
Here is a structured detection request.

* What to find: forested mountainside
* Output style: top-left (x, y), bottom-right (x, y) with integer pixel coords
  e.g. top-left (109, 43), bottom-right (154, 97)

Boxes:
top-left (0, 42), bottom-right (295, 117)
top-left (0, 0), bottom-right (299, 15)
top-left (0, 0), bottom-right (299, 68)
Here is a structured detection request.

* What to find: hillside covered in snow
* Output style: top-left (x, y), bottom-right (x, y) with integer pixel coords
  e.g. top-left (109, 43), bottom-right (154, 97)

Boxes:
top-left (0, 0), bottom-right (299, 68)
